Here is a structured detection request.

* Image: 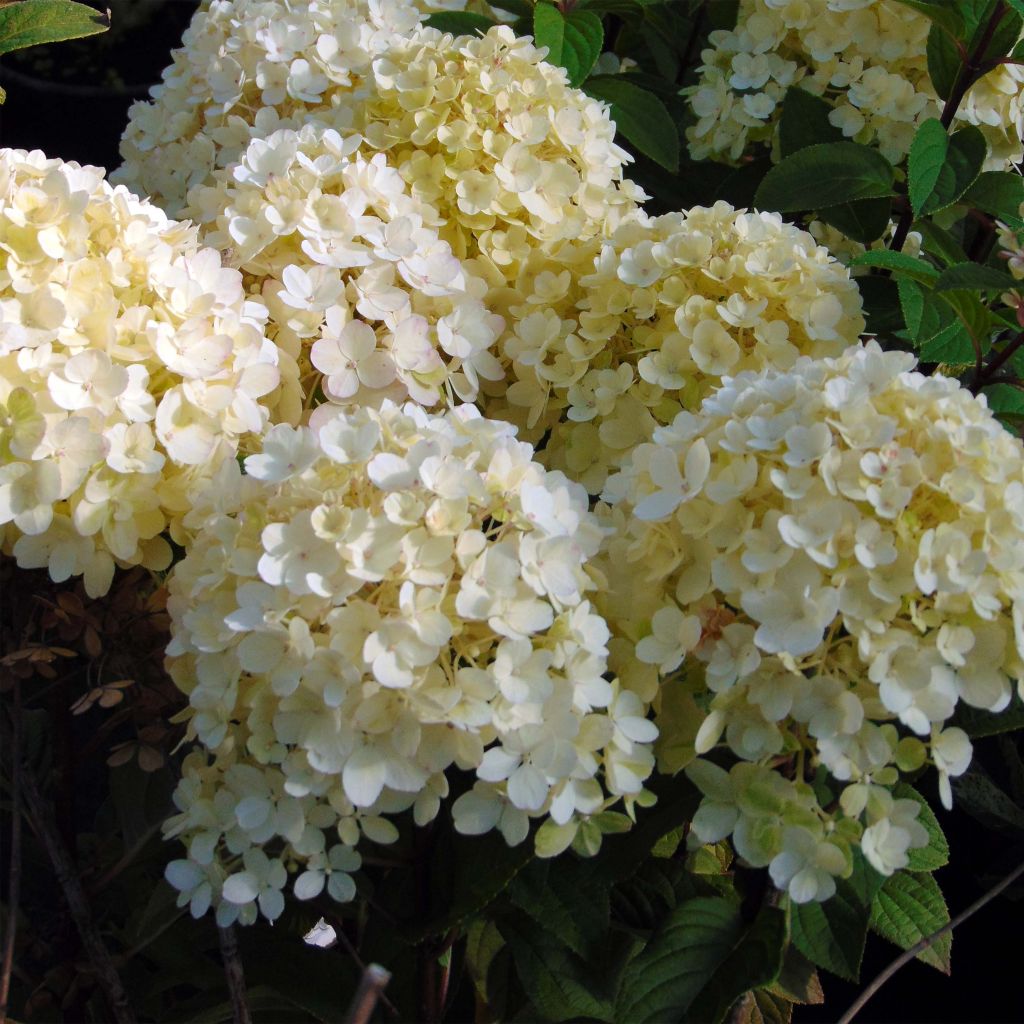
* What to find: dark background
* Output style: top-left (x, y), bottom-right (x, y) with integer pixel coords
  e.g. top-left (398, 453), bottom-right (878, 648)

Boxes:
top-left (1, 3), bottom-right (1021, 1022)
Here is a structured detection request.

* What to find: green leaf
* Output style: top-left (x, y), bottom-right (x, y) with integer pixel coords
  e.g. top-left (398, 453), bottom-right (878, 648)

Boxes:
top-left (771, 947), bottom-right (824, 1005)
top-left (584, 76), bottom-right (679, 172)
top-left (753, 142), bottom-right (895, 213)
top-left (909, 119), bottom-right (949, 215)
top-left (921, 125), bottom-right (987, 214)
top-left (952, 690), bottom-right (1024, 737)
top-left (934, 261), bottom-right (1019, 291)
top-left (687, 904), bottom-right (788, 1024)
top-left (732, 989), bottom-right (794, 1024)
top-left (818, 197), bottom-right (892, 245)
top-left (778, 86), bottom-right (843, 157)
top-left (490, 0), bottom-right (533, 15)
top-left (0, 0), bottom-right (109, 56)
top-left (466, 918), bottom-right (507, 1005)
top-left (919, 319), bottom-right (976, 363)
top-left (893, 784), bottom-right (950, 872)
top-left (963, 171), bottom-right (1024, 229)
top-left (898, 279), bottom-right (932, 341)
top-left (870, 871), bottom-right (952, 973)
top-left (954, 767), bottom-right (1024, 835)
top-left (790, 853), bottom-right (883, 982)
top-left (615, 897), bottom-right (784, 1024)
top-left (927, 19), bottom-right (962, 100)
top-left (858, 275), bottom-right (904, 336)
top-left (914, 219), bottom-right (969, 265)
top-left (849, 249), bottom-right (940, 285)
top-left (532, 3), bottom-right (603, 87)
top-left (423, 10), bottom-right (494, 33)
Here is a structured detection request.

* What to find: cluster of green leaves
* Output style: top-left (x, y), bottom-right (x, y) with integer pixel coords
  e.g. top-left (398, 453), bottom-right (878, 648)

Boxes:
top-left (0, 0), bottom-right (110, 102)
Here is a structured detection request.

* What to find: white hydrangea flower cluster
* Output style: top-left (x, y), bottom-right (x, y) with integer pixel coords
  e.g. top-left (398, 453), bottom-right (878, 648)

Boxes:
top-left (601, 341), bottom-right (1024, 900)
top-left (183, 122), bottom-right (505, 424)
top-left (114, 0), bottom-right (465, 216)
top-left (483, 202), bottom-right (865, 493)
top-left (0, 148), bottom-right (279, 597)
top-left (162, 401), bottom-right (657, 923)
top-left (686, 0), bottom-right (1024, 167)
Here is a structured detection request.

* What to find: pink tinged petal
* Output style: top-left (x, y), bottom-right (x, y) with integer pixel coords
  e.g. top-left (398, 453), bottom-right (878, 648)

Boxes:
top-left (339, 320), bottom-right (377, 361)
top-left (358, 351), bottom-right (397, 389)
top-left (311, 337), bottom-right (348, 376)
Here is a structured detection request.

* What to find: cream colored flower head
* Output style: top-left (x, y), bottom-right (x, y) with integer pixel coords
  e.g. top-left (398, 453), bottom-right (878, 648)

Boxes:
top-left (182, 122), bottom-right (506, 423)
top-left (163, 401), bottom-right (655, 914)
top-left (483, 201), bottom-right (865, 493)
top-left (0, 148), bottom-right (279, 596)
top-left (686, 0), bottom-right (1024, 168)
top-left (114, 0), bottom-right (463, 215)
top-left (601, 341), bottom-right (1024, 898)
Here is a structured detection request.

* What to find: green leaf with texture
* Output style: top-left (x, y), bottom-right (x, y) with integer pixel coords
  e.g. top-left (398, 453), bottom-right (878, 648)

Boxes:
top-left (894, 784), bottom-right (949, 872)
top-left (926, 19), bottom-right (962, 99)
top-left (934, 261), bottom-right (1019, 292)
top-left (952, 691), bottom-right (1024, 737)
top-left (849, 250), bottom-right (940, 285)
top-left (908, 119), bottom-right (949, 215)
top-left (615, 897), bottom-right (784, 1023)
top-left (963, 171), bottom-right (1024, 229)
top-left (858, 276), bottom-right (904, 336)
top-left (870, 872), bottom-right (952, 973)
top-left (584, 76), bottom-right (679, 171)
top-left (778, 86), bottom-right (843, 157)
top-left (954, 767), bottom-right (1024, 835)
top-left (921, 126), bottom-right (987, 214)
top-left (919, 318), bottom-right (976, 363)
top-left (423, 10), bottom-right (494, 34)
top-left (790, 853), bottom-right (884, 982)
top-left (914, 219), bottom-right (969, 266)
top-left (532, 2), bottom-right (603, 86)
top-left (753, 142), bottom-right (895, 213)
top-left (0, 0), bottom-right (109, 56)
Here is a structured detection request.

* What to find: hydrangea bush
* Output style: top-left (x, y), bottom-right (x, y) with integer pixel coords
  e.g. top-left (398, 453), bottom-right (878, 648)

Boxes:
top-left (5, 0), bottom-right (1024, 1022)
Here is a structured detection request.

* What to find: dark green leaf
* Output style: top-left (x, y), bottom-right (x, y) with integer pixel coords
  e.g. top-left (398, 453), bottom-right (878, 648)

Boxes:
top-left (423, 10), bottom-right (494, 34)
top-left (972, 1), bottom-right (1023, 67)
top-left (899, 278), bottom-right (933, 341)
top-left (615, 897), bottom-right (779, 1023)
top-left (849, 250), bottom-right (940, 285)
top-left (533, 2), bottom-right (565, 61)
top-left (914, 219), bottom-right (969, 265)
top-left (921, 125), bottom-right (987, 214)
top-left (919, 319), bottom-right (976, 363)
top-left (490, 0), bottom-right (532, 15)
top-left (870, 872), bottom-right (952, 973)
top-left (926, 19), bottom-right (962, 99)
top-left (818, 197), bottom-right (892, 245)
top-left (687, 903), bottom-right (788, 1024)
top-left (986, 383), bottom-right (1024, 418)
top-left (0, 0), bottom-right (109, 56)
top-left (952, 690), bottom-right (1024, 737)
top-left (579, 0), bottom-right (644, 14)
top-left (963, 171), bottom-right (1024, 229)
top-left (934, 261), bottom-right (1019, 291)
top-left (754, 142), bottom-right (895, 213)
top-left (894, 784), bottom-right (950, 872)
top-left (771, 947), bottom-right (824, 1005)
top-left (778, 86), bottom-right (843, 157)
top-left (584, 76), bottom-right (680, 172)
top-left (857, 275), bottom-right (904, 336)
top-left (909, 118), bottom-right (949, 215)
top-left (714, 157), bottom-right (773, 208)
top-left (954, 767), bottom-right (1024, 835)
top-left (790, 853), bottom-right (883, 982)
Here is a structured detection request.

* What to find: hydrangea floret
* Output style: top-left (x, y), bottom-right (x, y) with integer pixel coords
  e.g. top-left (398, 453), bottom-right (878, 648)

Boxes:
top-left (114, 0), bottom-right (466, 215)
top-left (601, 341), bottom-right (1024, 900)
top-left (483, 201), bottom-right (865, 492)
top-left (163, 401), bottom-right (656, 924)
top-left (0, 148), bottom-right (279, 596)
top-left (685, 0), bottom-right (1024, 167)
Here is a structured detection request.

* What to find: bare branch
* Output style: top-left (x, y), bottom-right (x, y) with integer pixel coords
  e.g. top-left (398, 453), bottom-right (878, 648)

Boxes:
top-left (344, 964), bottom-right (392, 1024)
top-left (217, 925), bottom-right (252, 1024)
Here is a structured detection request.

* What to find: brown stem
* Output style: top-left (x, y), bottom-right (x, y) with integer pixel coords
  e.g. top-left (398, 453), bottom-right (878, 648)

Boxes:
top-left (217, 925), bottom-right (252, 1024)
top-left (0, 681), bottom-right (22, 1024)
top-left (332, 917), bottom-right (399, 1018)
top-left (344, 964), bottom-right (393, 1024)
top-left (969, 328), bottom-right (1024, 391)
top-left (837, 858), bottom-right (1024, 1024)
top-left (17, 760), bottom-right (136, 1023)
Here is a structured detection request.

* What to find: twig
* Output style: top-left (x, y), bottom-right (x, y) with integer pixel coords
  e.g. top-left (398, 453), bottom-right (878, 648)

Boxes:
top-left (16, 758), bottom-right (137, 1023)
top-left (332, 919), bottom-right (399, 1018)
top-left (217, 925), bottom-right (252, 1024)
top-left (0, 680), bottom-right (22, 1024)
top-left (969, 328), bottom-right (1024, 392)
top-left (344, 964), bottom-right (392, 1024)
top-left (837, 858), bottom-right (1024, 1024)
